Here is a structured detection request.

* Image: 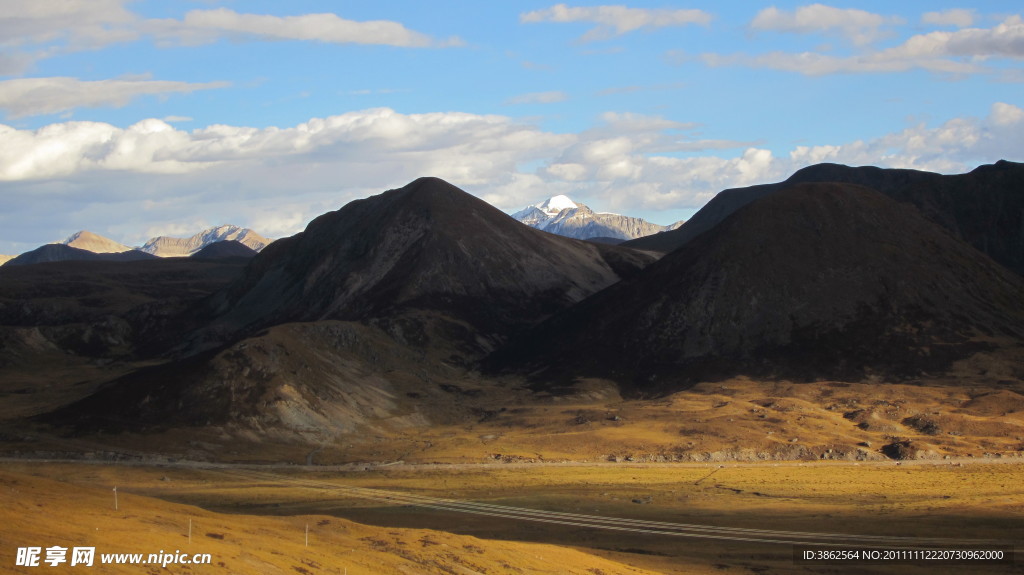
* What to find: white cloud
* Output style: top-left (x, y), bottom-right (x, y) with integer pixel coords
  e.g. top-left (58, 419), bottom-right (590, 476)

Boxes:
top-left (0, 0), bottom-right (139, 72)
top-left (750, 4), bottom-right (903, 46)
top-left (0, 108), bottom-right (573, 183)
top-left (991, 101), bottom-right (1024, 126)
top-left (702, 15), bottom-right (1024, 76)
top-left (901, 15), bottom-right (1024, 60)
top-left (149, 8), bottom-right (462, 48)
top-left (787, 102), bottom-right (1024, 173)
top-left (0, 0), bottom-right (459, 71)
top-left (537, 113), bottom-right (779, 211)
top-left (504, 91), bottom-right (569, 105)
top-left (599, 111), bottom-right (689, 131)
top-left (347, 88), bottom-right (407, 96)
top-left (0, 52), bottom-right (44, 76)
top-left (922, 9), bottom-right (975, 28)
top-left (0, 0), bottom-right (138, 50)
top-left (1, 105), bottom-right (1021, 253)
top-left (700, 50), bottom-right (983, 76)
top-left (520, 4), bottom-right (712, 42)
top-left (536, 105), bottom-right (1024, 214)
top-left (0, 108), bottom-right (576, 251)
top-left (0, 77), bottom-right (228, 118)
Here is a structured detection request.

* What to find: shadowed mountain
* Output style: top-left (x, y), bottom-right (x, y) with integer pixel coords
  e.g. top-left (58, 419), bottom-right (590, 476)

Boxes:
top-left (0, 257), bottom-right (248, 385)
top-left (624, 160), bottom-right (1024, 276)
top-left (191, 240), bottom-right (258, 260)
top-left (3, 244), bottom-right (156, 267)
top-left (585, 237), bottom-right (627, 245)
top-left (201, 177), bottom-right (654, 358)
top-left (491, 182), bottom-right (1024, 388)
top-left (41, 177), bottom-right (655, 435)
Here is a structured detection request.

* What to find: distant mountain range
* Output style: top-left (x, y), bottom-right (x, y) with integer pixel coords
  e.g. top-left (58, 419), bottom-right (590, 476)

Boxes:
top-left (4, 160), bottom-right (1022, 452)
top-left (1, 225), bottom-right (270, 267)
top-left (511, 195), bottom-right (683, 241)
top-left (47, 177), bottom-right (656, 432)
top-left (141, 225), bottom-right (271, 257)
top-left (4, 244), bottom-right (158, 267)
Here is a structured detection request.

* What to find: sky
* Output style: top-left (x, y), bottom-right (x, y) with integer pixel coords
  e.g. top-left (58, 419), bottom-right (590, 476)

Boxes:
top-left (0, 1), bottom-right (1022, 254)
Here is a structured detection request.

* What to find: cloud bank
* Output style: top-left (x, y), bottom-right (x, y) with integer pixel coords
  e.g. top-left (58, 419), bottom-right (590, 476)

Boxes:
top-left (521, 4), bottom-right (712, 42)
top-left (148, 8), bottom-right (462, 48)
top-left (0, 77), bottom-right (228, 119)
top-left (1, 103), bottom-right (1020, 252)
top-left (703, 14), bottom-right (1024, 77)
top-left (0, 0), bottom-right (459, 73)
top-left (751, 4), bottom-right (903, 45)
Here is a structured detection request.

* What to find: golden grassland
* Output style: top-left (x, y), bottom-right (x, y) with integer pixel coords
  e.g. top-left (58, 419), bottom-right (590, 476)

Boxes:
top-left (13, 375), bottom-right (1020, 468)
top-left (0, 465), bottom-right (663, 575)
top-left (202, 376), bottom-right (1021, 466)
top-left (3, 460), bottom-right (1022, 574)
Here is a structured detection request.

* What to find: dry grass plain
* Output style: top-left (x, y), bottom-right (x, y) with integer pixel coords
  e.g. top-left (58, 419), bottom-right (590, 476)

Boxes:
top-left (2, 460), bottom-right (1021, 574)
top-left (9, 375), bottom-right (1022, 468)
top-left (3, 351), bottom-right (1023, 573)
top-left (1, 464), bottom-right (662, 574)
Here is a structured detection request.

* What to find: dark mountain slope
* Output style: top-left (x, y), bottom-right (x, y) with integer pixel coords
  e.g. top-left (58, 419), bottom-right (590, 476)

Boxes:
top-left (0, 258), bottom-right (248, 361)
top-left (203, 177), bottom-right (654, 358)
top-left (191, 240), bottom-right (258, 260)
top-left (41, 320), bottom-right (465, 436)
top-left (623, 160), bottom-right (1024, 276)
top-left (4, 244), bottom-right (156, 267)
top-left (492, 182), bottom-right (1024, 388)
top-left (39, 178), bottom-right (656, 435)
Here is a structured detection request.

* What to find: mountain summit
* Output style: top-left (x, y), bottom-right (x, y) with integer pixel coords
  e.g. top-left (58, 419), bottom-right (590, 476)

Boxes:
top-left (205, 177), bottom-right (654, 358)
top-left (493, 182), bottom-right (1024, 386)
top-left (61, 231), bottom-right (132, 254)
top-left (512, 196), bottom-right (680, 241)
top-left (512, 194), bottom-right (679, 239)
top-left (511, 195), bottom-right (578, 225)
top-left (44, 177), bottom-right (655, 434)
top-left (624, 160), bottom-right (1024, 276)
top-left (141, 225), bottom-right (271, 257)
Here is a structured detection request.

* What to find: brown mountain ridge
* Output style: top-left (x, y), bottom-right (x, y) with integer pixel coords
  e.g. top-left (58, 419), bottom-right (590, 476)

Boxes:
top-left (199, 176), bottom-right (654, 358)
top-left (40, 177), bottom-right (656, 435)
top-left (625, 159), bottom-right (1024, 277)
top-left (9, 168), bottom-right (1024, 452)
top-left (490, 182), bottom-right (1024, 388)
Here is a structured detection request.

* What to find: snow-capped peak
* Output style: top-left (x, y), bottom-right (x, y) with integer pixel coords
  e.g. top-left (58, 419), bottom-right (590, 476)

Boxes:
top-left (511, 195), bottom-right (674, 241)
top-left (534, 195), bottom-right (577, 215)
top-left (510, 195), bottom-right (578, 221)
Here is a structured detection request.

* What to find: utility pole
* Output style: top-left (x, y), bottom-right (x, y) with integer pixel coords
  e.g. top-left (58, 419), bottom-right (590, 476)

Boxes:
top-left (188, 518), bottom-right (192, 544)
top-left (112, 486), bottom-right (118, 511)
top-left (305, 523), bottom-right (309, 547)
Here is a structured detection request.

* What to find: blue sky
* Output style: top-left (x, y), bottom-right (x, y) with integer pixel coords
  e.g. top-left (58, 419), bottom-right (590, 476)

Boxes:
top-left (0, 1), bottom-right (1021, 253)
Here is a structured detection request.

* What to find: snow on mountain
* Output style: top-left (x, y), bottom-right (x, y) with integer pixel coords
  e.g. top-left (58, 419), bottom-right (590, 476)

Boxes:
top-left (536, 195), bottom-right (578, 215)
top-left (511, 195), bottom-right (576, 219)
top-left (511, 196), bottom-right (681, 241)
top-left (141, 225), bottom-right (271, 258)
top-left (61, 231), bottom-right (133, 254)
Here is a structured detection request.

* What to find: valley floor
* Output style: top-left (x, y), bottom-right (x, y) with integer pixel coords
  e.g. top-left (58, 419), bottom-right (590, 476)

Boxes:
top-left (3, 459), bottom-right (1021, 574)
